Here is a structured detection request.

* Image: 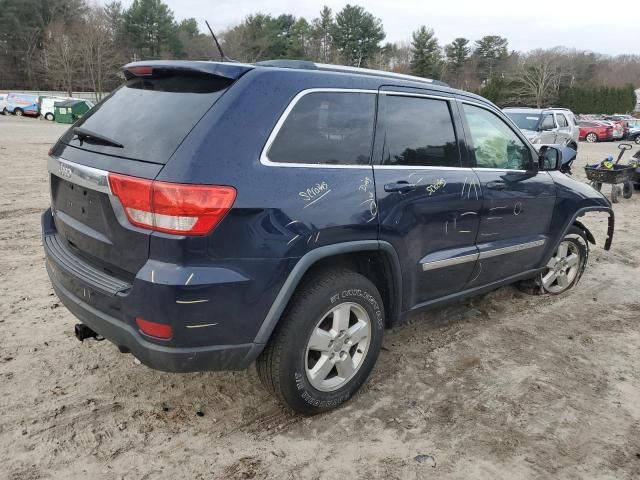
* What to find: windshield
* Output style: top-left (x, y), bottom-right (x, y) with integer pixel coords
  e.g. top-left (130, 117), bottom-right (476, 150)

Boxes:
top-left (61, 73), bottom-right (233, 164)
top-left (505, 113), bottom-right (541, 131)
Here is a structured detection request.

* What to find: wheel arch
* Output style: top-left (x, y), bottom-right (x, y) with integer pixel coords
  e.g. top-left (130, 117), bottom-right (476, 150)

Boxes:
top-left (252, 241), bottom-right (402, 348)
top-left (542, 207), bottom-right (614, 266)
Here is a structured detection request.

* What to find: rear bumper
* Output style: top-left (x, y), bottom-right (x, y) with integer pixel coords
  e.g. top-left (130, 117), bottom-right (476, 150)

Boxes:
top-left (49, 272), bottom-right (256, 372)
top-left (42, 208), bottom-right (276, 372)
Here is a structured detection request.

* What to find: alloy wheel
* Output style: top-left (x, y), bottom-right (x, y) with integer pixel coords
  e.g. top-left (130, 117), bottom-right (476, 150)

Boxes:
top-left (586, 133), bottom-right (597, 143)
top-left (305, 302), bottom-right (371, 392)
top-left (542, 240), bottom-right (581, 294)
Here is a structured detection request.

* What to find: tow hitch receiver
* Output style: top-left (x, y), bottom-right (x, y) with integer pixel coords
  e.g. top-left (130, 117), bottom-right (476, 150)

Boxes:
top-left (74, 324), bottom-right (104, 342)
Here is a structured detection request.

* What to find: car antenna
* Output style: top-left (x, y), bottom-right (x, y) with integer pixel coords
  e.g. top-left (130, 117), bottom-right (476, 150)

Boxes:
top-left (205, 20), bottom-right (234, 62)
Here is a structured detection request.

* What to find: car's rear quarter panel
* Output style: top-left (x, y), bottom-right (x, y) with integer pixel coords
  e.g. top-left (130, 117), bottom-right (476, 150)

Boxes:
top-left (152, 70), bottom-right (384, 342)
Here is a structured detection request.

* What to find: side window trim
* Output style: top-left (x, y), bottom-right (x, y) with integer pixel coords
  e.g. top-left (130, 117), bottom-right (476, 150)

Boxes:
top-left (459, 100), bottom-right (536, 171)
top-left (373, 91), bottom-right (464, 170)
top-left (260, 88), bottom-right (378, 169)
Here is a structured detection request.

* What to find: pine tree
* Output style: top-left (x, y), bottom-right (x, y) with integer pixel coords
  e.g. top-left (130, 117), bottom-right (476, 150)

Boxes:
top-left (312, 6), bottom-right (334, 63)
top-left (332, 5), bottom-right (385, 67)
top-left (410, 26), bottom-right (441, 79)
top-left (474, 35), bottom-right (508, 81)
top-left (122, 0), bottom-right (179, 58)
top-left (445, 38), bottom-right (470, 73)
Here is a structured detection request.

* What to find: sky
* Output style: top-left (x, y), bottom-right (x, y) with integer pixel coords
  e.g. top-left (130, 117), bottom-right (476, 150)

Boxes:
top-left (115, 0), bottom-right (634, 56)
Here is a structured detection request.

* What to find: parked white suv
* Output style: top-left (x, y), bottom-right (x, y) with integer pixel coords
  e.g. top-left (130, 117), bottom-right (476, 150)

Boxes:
top-left (503, 107), bottom-right (580, 150)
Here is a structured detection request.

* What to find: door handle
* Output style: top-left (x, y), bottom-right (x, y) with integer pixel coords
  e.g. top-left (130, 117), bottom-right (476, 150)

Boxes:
top-left (384, 181), bottom-right (416, 193)
top-left (486, 181), bottom-right (506, 191)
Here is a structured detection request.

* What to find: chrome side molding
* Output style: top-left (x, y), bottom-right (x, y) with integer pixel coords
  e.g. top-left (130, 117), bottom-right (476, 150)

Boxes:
top-left (421, 253), bottom-right (478, 271)
top-left (421, 238), bottom-right (546, 271)
top-left (478, 239), bottom-right (546, 260)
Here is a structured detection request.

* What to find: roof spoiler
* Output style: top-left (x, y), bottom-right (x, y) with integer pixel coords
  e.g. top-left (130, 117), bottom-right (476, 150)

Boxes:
top-left (121, 60), bottom-right (253, 81)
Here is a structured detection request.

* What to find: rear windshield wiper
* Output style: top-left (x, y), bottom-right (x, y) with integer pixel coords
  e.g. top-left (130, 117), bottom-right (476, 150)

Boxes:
top-left (73, 127), bottom-right (124, 148)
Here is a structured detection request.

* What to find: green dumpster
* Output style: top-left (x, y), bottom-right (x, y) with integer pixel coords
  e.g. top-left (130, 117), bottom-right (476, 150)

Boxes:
top-left (54, 99), bottom-right (92, 124)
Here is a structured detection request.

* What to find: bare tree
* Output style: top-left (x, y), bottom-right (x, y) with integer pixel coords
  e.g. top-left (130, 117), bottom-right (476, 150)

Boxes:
top-left (17, 26), bottom-right (43, 90)
top-left (47, 22), bottom-right (82, 96)
top-left (515, 49), bottom-right (561, 108)
top-left (78, 6), bottom-right (123, 101)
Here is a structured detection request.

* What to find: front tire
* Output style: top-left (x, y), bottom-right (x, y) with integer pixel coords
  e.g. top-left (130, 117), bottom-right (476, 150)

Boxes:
top-left (45, 113), bottom-right (54, 121)
top-left (518, 225), bottom-right (588, 295)
top-left (14, 108), bottom-right (23, 117)
top-left (585, 132), bottom-right (598, 143)
top-left (257, 268), bottom-right (384, 415)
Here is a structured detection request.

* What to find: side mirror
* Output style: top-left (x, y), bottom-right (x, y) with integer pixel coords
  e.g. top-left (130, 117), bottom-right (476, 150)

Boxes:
top-left (538, 145), bottom-right (561, 170)
top-left (537, 144), bottom-right (577, 172)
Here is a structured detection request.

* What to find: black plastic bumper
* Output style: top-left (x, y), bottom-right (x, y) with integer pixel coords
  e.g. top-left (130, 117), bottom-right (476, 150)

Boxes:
top-left (42, 207), bottom-right (266, 372)
top-left (49, 270), bottom-right (257, 372)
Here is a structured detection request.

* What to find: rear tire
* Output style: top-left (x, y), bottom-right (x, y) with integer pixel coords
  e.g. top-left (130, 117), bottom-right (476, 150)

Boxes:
top-left (45, 113), bottom-right (54, 121)
top-left (585, 132), bottom-right (598, 143)
top-left (518, 225), bottom-right (588, 295)
top-left (14, 108), bottom-right (23, 117)
top-left (257, 268), bottom-right (384, 415)
top-left (623, 182), bottom-right (633, 199)
top-left (635, 136), bottom-right (640, 145)
top-left (590, 181), bottom-right (602, 192)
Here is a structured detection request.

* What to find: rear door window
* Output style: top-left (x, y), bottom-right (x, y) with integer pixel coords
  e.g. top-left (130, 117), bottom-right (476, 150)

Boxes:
top-left (374, 94), bottom-right (460, 167)
top-left (266, 91), bottom-right (376, 165)
top-left (62, 73), bottom-right (233, 164)
top-left (556, 114), bottom-right (568, 127)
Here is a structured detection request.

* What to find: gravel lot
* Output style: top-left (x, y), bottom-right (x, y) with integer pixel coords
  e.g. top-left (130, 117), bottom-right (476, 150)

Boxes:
top-left (1, 115), bottom-right (639, 479)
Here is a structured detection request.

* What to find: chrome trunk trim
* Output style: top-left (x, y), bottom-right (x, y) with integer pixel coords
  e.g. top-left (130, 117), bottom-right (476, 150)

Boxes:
top-left (48, 156), bottom-right (111, 194)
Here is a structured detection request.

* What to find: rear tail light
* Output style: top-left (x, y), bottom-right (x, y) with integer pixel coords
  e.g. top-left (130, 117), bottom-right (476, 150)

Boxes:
top-left (136, 318), bottom-right (173, 340)
top-left (108, 173), bottom-right (236, 235)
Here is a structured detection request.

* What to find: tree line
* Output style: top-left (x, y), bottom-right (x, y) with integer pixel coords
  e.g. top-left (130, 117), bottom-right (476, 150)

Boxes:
top-left (0, 0), bottom-right (637, 111)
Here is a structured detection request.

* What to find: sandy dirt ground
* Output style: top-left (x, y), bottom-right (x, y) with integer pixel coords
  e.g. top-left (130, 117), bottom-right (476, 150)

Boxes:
top-left (1, 114), bottom-right (639, 480)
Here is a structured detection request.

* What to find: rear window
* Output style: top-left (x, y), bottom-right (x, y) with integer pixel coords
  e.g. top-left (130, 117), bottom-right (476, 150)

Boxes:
top-left (63, 73), bottom-right (232, 164)
top-left (266, 91), bottom-right (376, 165)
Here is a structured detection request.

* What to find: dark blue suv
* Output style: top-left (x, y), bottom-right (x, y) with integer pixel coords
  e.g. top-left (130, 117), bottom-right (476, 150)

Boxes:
top-left (42, 60), bottom-right (614, 414)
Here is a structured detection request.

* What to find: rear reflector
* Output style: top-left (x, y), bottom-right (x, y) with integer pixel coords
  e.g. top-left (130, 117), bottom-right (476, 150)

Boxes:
top-left (136, 318), bottom-right (173, 340)
top-left (108, 173), bottom-right (236, 235)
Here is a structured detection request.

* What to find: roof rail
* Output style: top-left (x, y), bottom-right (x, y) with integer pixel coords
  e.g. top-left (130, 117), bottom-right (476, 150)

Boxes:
top-left (252, 59), bottom-right (449, 87)
top-left (254, 60), bottom-right (317, 70)
top-left (315, 63), bottom-right (449, 87)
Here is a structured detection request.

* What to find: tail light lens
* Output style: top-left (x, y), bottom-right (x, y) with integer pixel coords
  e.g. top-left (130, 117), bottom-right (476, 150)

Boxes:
top-left (108, 173), bottom-right (236, 235)
top-left (136, 318), bottom-right (173, 340)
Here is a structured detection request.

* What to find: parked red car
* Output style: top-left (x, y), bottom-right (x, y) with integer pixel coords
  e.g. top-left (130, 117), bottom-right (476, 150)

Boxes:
top-left (578, 121), bottom-right (613, 143)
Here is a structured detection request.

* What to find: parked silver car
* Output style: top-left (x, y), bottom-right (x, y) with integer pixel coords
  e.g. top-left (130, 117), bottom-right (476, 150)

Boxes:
top-left (503, 107), bottom-right (580, 150)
